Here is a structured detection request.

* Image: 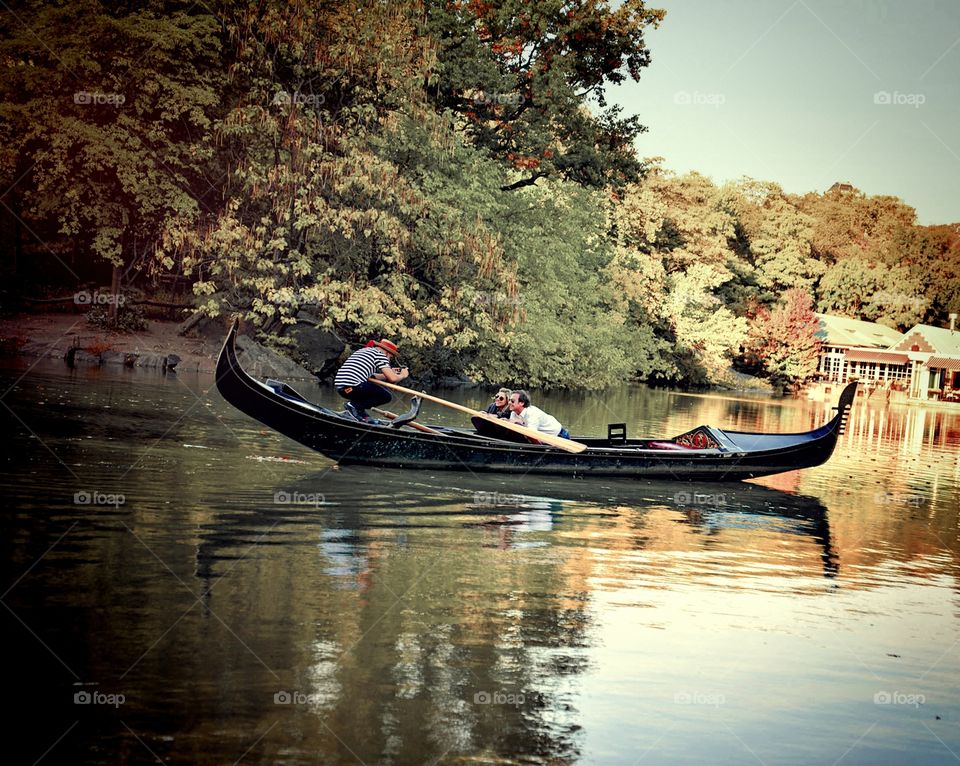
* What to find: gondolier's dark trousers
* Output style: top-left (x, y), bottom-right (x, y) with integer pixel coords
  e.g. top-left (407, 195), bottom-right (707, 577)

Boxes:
top-left (336, 381), bottom-right (392, 414)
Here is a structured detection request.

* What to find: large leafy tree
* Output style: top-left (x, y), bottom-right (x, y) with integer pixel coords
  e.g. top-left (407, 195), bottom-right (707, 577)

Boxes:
top-left (796, 185), bottom-right (917, 264)
top-left (662, 263), bottom-right (748, 386)
top-left (882, 224), bottom-right (960, 326)
top-left (423, 0), bottom-right (665, 190)
top-left (731, 180), bottom-right (823, 299)
top-left (480, 180), bottom-right (665, 388)
top-left (160, 0), bottom-right (673, 388)
top-left (0, 0), bottom-right (225, 291)
top-left (162, 1), bottom-right (519, 362)
top-left (604, 173), bottom-right (748, 385)
top-left (817, 257), bottom-right (926, 330)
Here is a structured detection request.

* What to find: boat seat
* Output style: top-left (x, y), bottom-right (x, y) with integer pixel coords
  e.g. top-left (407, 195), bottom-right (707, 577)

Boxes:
top-left (264, 378), bottom-right (324, 413)
top-left (389, 396), bottom-right (423, 429)
top-left (265, 378), bottom-right (306, 400)
top-left (608, 423), bottom-right (627, 446)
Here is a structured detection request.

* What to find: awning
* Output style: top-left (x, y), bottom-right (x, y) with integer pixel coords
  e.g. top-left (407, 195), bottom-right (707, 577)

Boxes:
top-left (843, 349), bottom-right (910, 364)
top-left (927, 356), bottom-right (960, 371)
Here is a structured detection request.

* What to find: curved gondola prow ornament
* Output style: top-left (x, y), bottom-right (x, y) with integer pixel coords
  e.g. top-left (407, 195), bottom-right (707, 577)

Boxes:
top-left (832, 381), bottom-right (858, 437)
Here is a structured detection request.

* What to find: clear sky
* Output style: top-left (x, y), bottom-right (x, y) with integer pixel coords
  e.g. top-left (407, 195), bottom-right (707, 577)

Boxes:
top-left (611, 0), bottom-right (960, 225)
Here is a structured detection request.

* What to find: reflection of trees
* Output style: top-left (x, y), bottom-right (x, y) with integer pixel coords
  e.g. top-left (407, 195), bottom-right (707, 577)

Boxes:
top-left (306, 500), bottom-right (587, 763)
top-left (811, 403), bottom-right (960, 578)
top-left (195, 485), bottom-right (590, 763)
top-left (8, 355), bottom-right (960, 763)
top-left (198, 471), bottom-right (850, 762)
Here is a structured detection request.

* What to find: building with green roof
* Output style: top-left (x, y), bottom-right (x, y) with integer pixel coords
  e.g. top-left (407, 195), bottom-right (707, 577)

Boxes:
top-left (815, 313), bottom-right (960, 402)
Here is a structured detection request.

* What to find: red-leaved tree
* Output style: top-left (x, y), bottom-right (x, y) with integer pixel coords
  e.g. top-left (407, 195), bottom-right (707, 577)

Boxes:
top-left (745, 288), bottom-right (822, 390)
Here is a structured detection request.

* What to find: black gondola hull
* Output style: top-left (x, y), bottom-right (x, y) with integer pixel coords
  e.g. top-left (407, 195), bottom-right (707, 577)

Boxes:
top-left (215, 322), bottom-right (856, 481)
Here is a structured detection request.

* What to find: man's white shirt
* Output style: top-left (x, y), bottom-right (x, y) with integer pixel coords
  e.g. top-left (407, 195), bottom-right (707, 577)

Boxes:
top-left (510, 405), bottom-right (562, 436)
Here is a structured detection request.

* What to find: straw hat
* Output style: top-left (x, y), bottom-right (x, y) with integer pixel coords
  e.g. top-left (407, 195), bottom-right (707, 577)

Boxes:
top-left (370, 339), bottom-right (398, 355)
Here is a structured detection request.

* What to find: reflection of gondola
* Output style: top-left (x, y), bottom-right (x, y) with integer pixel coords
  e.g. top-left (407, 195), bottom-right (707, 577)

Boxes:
top-left (193, 467), bottom-right (837, 582)
top-left (416, 471), bottom-right (838, 577)
top-left (216, 322), bottom-right (857, 481)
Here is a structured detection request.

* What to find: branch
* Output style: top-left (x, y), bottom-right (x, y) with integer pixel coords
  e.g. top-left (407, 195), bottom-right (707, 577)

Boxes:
top-left (128, 299), bottom-right (196, 309)
top-left (500, 172), bottom-right (546, 192)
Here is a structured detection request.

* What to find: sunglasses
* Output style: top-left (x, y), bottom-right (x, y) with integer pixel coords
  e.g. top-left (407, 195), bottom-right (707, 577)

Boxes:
top-left (495, 395), bottom-right (506, 401)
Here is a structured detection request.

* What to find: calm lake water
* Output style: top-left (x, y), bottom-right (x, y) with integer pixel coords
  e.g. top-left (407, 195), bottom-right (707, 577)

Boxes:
top-left (2, 360), bottom-right (959, 765)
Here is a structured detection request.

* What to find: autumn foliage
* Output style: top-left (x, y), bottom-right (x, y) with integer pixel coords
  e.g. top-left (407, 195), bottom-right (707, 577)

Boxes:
top-left (1, 1), bottom-right (957, 389)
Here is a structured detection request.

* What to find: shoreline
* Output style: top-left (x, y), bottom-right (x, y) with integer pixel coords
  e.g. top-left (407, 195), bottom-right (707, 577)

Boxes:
top-left (0, 312), bottom-right (218, 373)
top-left (0, 311), bottom-right (802, 398)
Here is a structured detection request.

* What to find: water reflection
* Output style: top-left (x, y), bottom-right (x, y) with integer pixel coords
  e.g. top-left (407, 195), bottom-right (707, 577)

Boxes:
top-left (2, 362), bottom-right (959, 764)
top-left (176, 470), bottom-right (847, 763)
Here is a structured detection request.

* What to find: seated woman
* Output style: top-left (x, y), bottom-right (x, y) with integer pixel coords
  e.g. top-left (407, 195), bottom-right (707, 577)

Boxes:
top-left (485, 388), bottom-right (513, 419)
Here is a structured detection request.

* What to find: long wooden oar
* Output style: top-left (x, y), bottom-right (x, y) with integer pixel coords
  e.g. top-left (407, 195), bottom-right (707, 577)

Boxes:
top-left (370, 407), bottom-right (447, 436)
top-left (370, 379), bottom-right (587, 454)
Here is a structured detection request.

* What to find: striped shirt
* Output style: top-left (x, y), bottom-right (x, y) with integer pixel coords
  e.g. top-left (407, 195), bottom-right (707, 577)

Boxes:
top-left (334, 347), bottom-right (391, 387)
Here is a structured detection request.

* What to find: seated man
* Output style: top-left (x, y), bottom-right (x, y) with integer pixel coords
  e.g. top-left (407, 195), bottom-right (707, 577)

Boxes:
top-left (507, 390), bottom-right (571, 440)
top-left (485, 388), bottom-right (513, 419)
top-left (334, 339), bottom-right (408, 421)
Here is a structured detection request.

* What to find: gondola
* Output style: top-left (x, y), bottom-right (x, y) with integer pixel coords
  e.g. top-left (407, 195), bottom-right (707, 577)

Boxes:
top-left (215, 321), bottom-right (856, 481)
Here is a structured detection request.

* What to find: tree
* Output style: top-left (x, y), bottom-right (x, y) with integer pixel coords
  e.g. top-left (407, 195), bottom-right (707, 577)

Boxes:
top-left (472, 178), bottom-right (668, 389)
top-left (0, 0), bottom-right (226, 307)
top-left (731, 180), bottom-right (824, 299)
top-left (817, 258), bottom-right (926, 329)
top-left (423, 0), bottom-right (666, 190)
top-left (882, 224), bottom-right (960, 326)
top-left (663, 263), bottom-right (748, 386)
top-left (796, 185), bottom-right (917, 264)
top-left (161, 1), bottom-right (520, 371)
top-left (745, 288), bottom-right (821, 390)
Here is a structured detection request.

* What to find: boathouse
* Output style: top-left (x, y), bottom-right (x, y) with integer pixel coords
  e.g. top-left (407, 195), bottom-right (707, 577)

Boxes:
top-left (814, 313), bottom-right (960, 402)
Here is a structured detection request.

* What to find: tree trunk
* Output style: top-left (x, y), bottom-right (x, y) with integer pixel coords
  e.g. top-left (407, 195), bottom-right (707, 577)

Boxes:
top-left (110, 265), bottom-right (121, 325)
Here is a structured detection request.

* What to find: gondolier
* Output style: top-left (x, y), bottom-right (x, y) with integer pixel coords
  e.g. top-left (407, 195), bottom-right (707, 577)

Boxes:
top-left (334, 338), bottom-right (408, 421)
